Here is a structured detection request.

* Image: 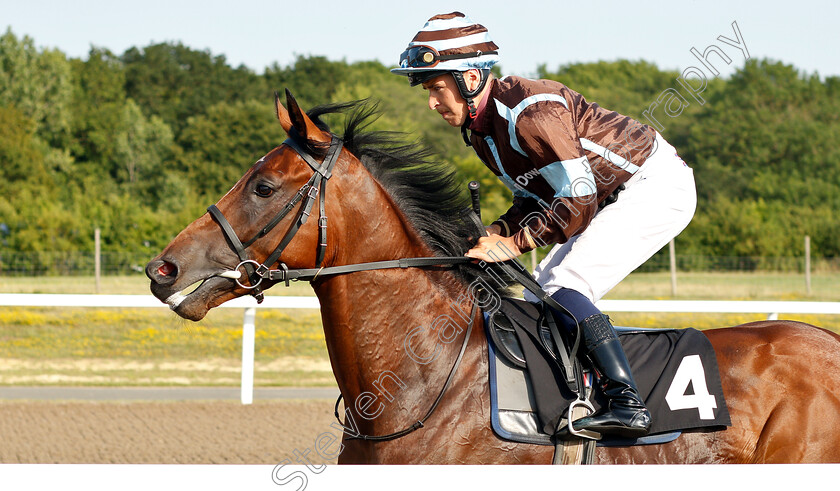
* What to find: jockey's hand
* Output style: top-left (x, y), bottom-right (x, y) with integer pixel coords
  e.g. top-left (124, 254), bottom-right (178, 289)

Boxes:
top-left (465, 234), bottom-right (522, 263)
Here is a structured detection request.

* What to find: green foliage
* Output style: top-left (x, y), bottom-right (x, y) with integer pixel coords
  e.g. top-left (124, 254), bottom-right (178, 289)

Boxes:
top-left (114, 99), bottom-right (174, 185)
top-left (0, 30), bottom-right (838, 272)
top-left (121, 42), bottom-right (268, 133)
top-left (265, 55), bottom-right (350, 110)
top-left (177, 99), bottom-right (286, 199)
top-left (539, 60), bottom-right (679, 117)
top-left (0, 106), bottom-right (47, 190)
top-left (678, 60), bottom-right (840, 258)
top-left (67, 47), bottom-right (127, 171)
top-left (0, 28), bottom-right (73, 146)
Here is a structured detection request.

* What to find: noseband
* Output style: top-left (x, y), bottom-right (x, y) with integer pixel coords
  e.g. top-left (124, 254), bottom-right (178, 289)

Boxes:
top-left (207, 133), bottom-right (473, 302)
top-left (207, 134), bottom-right (341, 303)
top-left (204, 132), bottom-right (483, 442)
top-left (203, 132), bottom-right (584, 443)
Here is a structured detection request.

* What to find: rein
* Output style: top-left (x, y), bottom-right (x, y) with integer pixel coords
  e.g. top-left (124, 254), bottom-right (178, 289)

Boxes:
top-left (206, 132), bottom-right (585, 444)
top-left (208, 134), bottom-right (477, 297)
top-left (333, 301), bottom-right (479, 442)
top-left (206, 133), bottom-right (483, 442)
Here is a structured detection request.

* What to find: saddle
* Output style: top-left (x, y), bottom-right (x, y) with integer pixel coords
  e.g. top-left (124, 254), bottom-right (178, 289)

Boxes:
top-left (460, 188), bottom-right (729, 458)
top-left (485, 297), bottom-right (731, 450)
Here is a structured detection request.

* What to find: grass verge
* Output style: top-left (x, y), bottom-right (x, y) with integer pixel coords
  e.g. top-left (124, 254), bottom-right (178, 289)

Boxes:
top-left (0, 306), bottom-right (332, 386)
top-left (1, 272), bottom-right (838, 386)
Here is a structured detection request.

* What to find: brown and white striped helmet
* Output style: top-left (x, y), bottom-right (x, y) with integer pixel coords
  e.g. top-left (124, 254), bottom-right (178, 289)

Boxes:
top-left (391, 12), bottom-right (499, 85)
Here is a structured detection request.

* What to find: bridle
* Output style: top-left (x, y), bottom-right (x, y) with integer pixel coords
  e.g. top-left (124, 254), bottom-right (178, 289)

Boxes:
top-left (205, 131), bottom-right (588, 444)
top-left (206, 131), bottom-right (480, 441)
top-left (208, 132), bottom-right (478, 302)
top-left (208, 133), bottom-right (341, 303)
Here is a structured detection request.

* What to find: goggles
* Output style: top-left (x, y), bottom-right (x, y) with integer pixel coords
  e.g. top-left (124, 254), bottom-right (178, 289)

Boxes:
top-left (399, 45), bottom-right (498, 69)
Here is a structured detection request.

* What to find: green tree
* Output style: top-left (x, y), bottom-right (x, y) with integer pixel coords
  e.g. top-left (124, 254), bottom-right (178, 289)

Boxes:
top-left (177, 99), bottom-right (286, 199)
top-left (0, 28), bottom-right (73, 146)
top-left (538, 60), bottom-right (678, 117)
top-left (0, 106), bottom-right (47, 193)
top-left (2, 28), bottom-right (839, 269)
top-left (122, 42), bottom-right (267, 133)
top-left (0, 106), bottom-right (66, 253)
top-left (114, 98), bottom-right (175, 186)
top-left (685, 60), bottom-right (840, 210)
top-left (264, 55), bottom-right (349, 110)
top-left (68, 47), bottom-right (127, 171)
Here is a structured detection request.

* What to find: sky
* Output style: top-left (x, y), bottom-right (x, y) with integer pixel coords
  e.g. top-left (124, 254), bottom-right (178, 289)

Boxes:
top-left (2, 0), bottom-right (838, 79)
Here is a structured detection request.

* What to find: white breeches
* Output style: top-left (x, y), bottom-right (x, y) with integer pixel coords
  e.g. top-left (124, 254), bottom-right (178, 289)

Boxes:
top-left (524, 133), bottom-right (697, 303)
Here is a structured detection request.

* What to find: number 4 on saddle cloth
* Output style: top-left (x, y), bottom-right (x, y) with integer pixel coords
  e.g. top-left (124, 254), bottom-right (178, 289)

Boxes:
top-left (484, 298), bottom-right (732, 447)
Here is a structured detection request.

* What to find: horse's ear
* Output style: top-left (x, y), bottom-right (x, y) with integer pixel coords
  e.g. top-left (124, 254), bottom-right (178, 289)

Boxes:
top-left (275, 91), bottom-right (293, 133)
top-left (284, 88), bottom-right (331, 144)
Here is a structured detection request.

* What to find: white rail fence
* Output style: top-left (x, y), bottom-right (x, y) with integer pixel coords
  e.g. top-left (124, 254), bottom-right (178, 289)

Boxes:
top-left (2, 294), bottom-right (839, 404)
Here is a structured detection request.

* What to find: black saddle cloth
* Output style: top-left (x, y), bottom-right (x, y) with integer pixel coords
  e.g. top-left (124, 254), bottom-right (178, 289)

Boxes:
top-left (486, 297), bottom-right (731, 440)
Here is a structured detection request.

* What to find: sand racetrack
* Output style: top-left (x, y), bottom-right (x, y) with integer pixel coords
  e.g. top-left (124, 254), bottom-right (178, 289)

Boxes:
top-left (0, 400), bottom-right (338, 464)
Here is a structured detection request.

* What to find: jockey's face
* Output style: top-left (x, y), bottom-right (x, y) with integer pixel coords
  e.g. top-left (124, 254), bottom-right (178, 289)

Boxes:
top-left (422, 73), bottom-right (470, 127)
top-left (421, 69), bottom-right (486, 127)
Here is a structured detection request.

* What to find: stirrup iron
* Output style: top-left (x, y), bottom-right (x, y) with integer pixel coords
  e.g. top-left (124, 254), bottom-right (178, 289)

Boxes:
top-left (566, 398), bottom-right (602, 441)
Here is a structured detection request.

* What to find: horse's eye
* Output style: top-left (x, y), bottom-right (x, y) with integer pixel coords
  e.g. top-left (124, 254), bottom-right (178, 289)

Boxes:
top-left (255, 184), bottom-right (274, 198)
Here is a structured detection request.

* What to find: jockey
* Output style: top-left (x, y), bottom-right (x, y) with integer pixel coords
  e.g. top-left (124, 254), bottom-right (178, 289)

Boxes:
top-left (392, 12), bottom-right (697, 438)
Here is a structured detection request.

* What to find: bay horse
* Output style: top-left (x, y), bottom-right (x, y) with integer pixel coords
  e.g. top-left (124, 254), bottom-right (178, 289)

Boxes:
top-left (146, 91), bottom-right (840, 464)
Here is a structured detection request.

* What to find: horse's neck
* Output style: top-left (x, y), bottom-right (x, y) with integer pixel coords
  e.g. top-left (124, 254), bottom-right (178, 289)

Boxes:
top-left (311, 179), bottom-right (474, 429)
top-left (314, 268), bottom-right (474, 431)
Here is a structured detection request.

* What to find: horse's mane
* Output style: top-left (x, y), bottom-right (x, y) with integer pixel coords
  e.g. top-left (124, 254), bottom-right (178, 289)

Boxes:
top-left (302, 99), bottom-right (513, 296)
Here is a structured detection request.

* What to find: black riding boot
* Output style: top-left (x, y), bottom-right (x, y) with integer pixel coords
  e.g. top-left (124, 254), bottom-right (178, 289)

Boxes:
top-left (573, 314), bottom-right (651, 438)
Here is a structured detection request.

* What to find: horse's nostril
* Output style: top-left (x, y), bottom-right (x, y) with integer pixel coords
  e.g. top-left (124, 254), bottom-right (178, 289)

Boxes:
top-left (146, 258), bottom-right (178, 285)
top-left (157, 261), bottom-right (176, 277)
